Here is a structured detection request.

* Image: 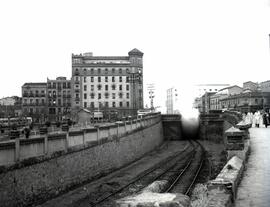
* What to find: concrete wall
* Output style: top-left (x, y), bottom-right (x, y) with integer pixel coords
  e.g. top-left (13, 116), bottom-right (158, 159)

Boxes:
top-left (199, 111), bottom-right (242, 143)
top-left (0, 115), bottom-right (163, 207)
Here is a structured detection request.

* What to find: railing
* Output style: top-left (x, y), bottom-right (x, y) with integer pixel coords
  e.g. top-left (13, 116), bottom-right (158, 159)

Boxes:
top-left (0, 114), bottom-right (161, 167)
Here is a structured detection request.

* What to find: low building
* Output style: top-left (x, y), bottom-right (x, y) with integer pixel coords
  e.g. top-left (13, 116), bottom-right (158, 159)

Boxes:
top-left (220, 91), bottom-right (270, 113)
top-left (210, 85), bottom-right (242, 110)
top-left (0, 96), bottom-right (22, 118)
top-left (76, 108), bottom-right (92, 124)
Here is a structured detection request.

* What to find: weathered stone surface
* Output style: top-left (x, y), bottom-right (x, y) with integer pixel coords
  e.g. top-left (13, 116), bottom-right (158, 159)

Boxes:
top-left (142, 180), bottom-right (168, 193)
top-left (116, 192), bottom-right (190, 207)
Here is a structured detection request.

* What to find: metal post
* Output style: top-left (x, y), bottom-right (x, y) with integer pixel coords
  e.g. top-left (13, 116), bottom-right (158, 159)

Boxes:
top-left (44, 134), bottom-right (48, 155)
top-left (15, 137), bottom-right (20, 162)
top-left (65, 132), bottom-right (69, 152)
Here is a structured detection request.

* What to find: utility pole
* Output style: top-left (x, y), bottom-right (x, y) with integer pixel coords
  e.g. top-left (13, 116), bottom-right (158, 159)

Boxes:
top-left (147, 84), bottom-right (155, 112)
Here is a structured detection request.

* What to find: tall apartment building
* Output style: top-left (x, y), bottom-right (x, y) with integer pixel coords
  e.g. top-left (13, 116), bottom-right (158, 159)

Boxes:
top-left (47, 77), bottom-right (71, 121)
top-left (71, 48), bottom-right (144, 118)
top-left (22, 83), bottom-right (47, 123)
top-left (166, 87), bottom-right (179, 114)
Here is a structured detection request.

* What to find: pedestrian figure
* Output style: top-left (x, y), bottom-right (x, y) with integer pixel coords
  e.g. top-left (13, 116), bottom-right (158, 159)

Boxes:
top-left (263, 110), bottom-right (270, 128)
top-left (254, 111), bottom-right (261, 128)
top-left (24, 127), bottom-right (30, 138)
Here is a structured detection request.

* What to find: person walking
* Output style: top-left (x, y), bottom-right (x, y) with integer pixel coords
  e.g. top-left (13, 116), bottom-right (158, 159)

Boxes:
top-left (254, 111), bottom-right (261, 128)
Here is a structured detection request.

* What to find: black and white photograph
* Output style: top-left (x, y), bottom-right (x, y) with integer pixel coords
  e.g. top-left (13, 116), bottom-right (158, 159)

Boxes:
top-left (0, 0), bottom-right (270, 206)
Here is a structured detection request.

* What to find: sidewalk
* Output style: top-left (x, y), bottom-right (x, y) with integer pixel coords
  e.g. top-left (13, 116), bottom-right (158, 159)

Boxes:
top-left (235, 127), bottom-right (270, 207)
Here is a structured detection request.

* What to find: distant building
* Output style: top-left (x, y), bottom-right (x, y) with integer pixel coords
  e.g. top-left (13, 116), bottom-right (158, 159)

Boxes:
top-left (200, 92), bottom-right (216, 113)
top-left (71, 49), bottom-right (144, 118)
top-left (47, 77), bottom-right (71, 121)
top-left (0, 96), bottom-right (22, 117)
top-left (195, 84), bottom-right (230, 98)
top-left (243, 81), bottom-right (258, 92)
top-left (0, 97), bottom-right (16, 106)
top-left (210, 85), bottom-right (243, 110)
top-left (22, 82), bottom-right (47, 123)
top-left (220, 92), bottom-right (270, 113)
top-left (259, 80), bottom-right (270, 92)
top-left (166, 87), bottom-right (179, 114)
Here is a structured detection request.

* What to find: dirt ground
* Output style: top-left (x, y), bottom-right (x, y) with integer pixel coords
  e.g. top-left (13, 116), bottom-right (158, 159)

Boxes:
top-left (199, 140), bottom-right (227, 181)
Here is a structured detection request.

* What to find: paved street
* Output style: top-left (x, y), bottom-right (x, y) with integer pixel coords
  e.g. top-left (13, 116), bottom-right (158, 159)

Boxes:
top-left (236, 127), bottom-right (270, 207)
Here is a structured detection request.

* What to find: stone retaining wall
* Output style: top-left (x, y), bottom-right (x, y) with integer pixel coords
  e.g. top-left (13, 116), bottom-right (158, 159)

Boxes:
top-left (0, 116), bottom-right (163, 207)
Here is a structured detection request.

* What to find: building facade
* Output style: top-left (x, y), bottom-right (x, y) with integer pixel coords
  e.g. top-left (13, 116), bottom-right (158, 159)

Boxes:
top-left (260, 80), bottom-right (270, 92)
top-left (71, 49), bottom-right (144, 118)
top-left (22, 83), bottom-right (47, 123)
top-left (47, 77), bottom-right (71, 121)
top-left (195, 84), bottom-right (230, 98)
top-left (166, 87), bottom-right (179, 114)
top-left (210, 85), bottom-right (243, 110)
top-left (219, 92), bottom-right (270, 113)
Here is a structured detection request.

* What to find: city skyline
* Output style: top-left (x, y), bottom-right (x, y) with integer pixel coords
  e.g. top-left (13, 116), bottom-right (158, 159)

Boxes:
top-left (1, 0), bottom-right (270, 112)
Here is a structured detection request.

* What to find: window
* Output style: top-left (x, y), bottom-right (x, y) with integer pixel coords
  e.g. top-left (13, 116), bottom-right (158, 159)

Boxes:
top-left (112, 93), bottom-right (116, 99)
top-left (126, 93), bottom-right (129, 99)
top-left (98, 93), bottom-right (101, 99)
top-left (119, 76), bottom-right (122, 82)
top-left (97, 84), bottom-right (102, 90)
top-left (112, 102), bottom-right (116, 107)
top-left (126, 77), bottom-right (129, 82)
top-left (119, 85), bottom-right (122, 90)
top-left (119, 68), bottom-right (122, 74)
top-left (98, 68), bottom-right (101, 74)
top-left (112, 77), bottom-right (115, 82)
top-left (84, 93), bottom-right (87, 99)
top-left (126, 85), bottom-right (129, 91)
top-left (91, 77), bottom-right (94, 82)
top-left (105, 102), bottom-right (109, 107)
top-left (119, 102), bottom-right (123, 107)
top-left (91, 68), bottom-right (94, 74)
top-left (105, 77), bottom-right (108, 82)
top-left (84, 102), bottom-right (87, 108)
top-left (119, 92), bottom-right (123, 98)
top-left (84, 85), bottom-right (87, 91)
top-left (76, 93), bottom-right (79, 98)
top-left (90, 102), bottom-right (94, 108)
top-left (112, 68), bottom-right (115, 73)
top-left (58, 99), bottom-right (61, 105)
top-left (105, 85), bottom-right (108, 91)
top-left (127, 101), bottom-right (129, 107)
top-left (126, 68), bottom-right (129, 73)
top-left (105, 92), bottom-right (109, 99)
top-left (98, 77), bottom-right (101, 82)
top-left (112, 84), bottom-right (116, 90)
top-left (105, 68), bottom-right (108, 74)
top-left (91, 85), bottom-right (94, 91)
top-left (90, 93), bottom-right (95, 99)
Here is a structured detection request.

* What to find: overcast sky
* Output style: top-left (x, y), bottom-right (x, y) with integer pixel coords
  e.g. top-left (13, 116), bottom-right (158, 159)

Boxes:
top-left (0, 0), bottom-right (270, 112)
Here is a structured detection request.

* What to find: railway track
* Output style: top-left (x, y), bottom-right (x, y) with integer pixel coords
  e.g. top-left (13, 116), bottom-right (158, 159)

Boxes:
top-left (84, 141), bottom-right (195, 206)
top-left (74, 140), bottom-right (205, 207)
top-left (164, 140), bottom-right (205, 195)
